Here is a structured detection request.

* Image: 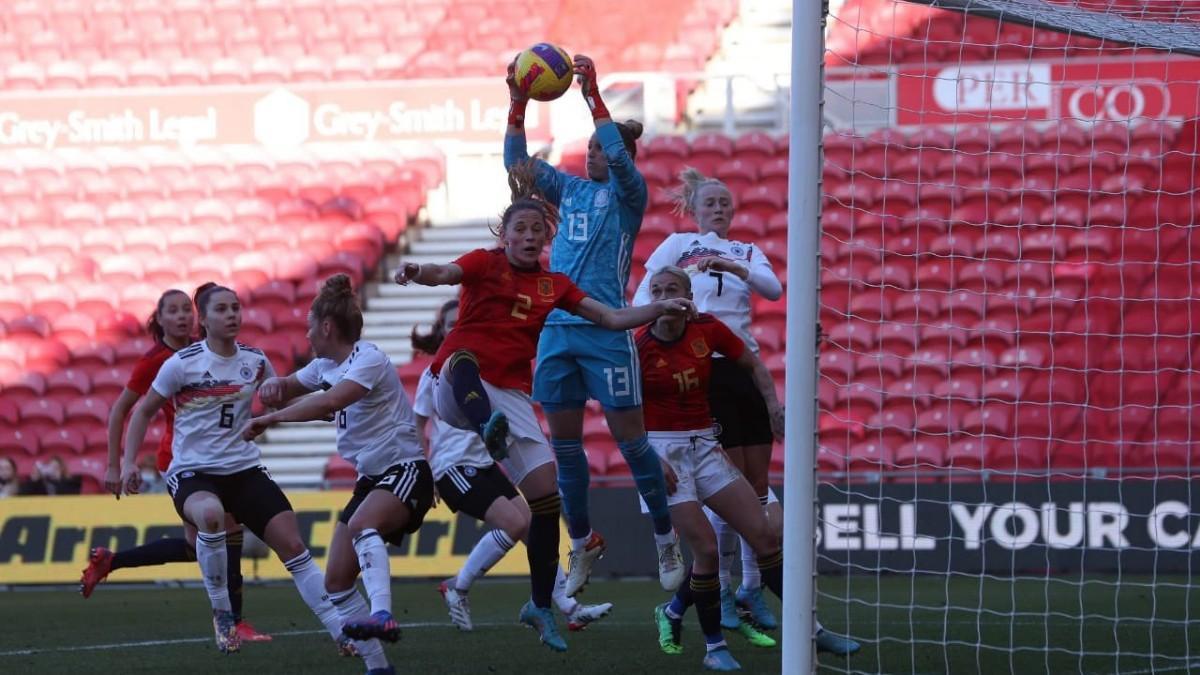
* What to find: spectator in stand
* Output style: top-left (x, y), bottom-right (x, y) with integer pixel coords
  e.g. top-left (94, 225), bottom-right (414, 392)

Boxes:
top-left (0, 457), bottom-right (19, 497)
top-left (19, 456), bottom-right (82, 495)
top-left (137, 454), bottom-right (167, 494)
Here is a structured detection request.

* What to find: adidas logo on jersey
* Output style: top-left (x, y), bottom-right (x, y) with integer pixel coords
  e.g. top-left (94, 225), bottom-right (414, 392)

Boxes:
top-left (656, 358), bottom-right (668, 368)
top-left (202, 370), bottom-right (214, 380)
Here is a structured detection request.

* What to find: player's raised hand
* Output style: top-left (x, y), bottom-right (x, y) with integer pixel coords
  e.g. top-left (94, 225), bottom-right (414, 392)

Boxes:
top-left (242, 415), bottom-right (273, 442)
top-left (696, 256), bottom-right (749, 279)
top-left (104, 464), bottom-right (122, 500)
top-left (121, 464), bottom-right (142, 496)
top-left (572, 54), bottom-right (597, 91)
top-left (393, 262), bottom-right (421, 285)
top-left (257, 376), bottom-right (288, 408)
top-left (506, 56), bottom-right (527, 102)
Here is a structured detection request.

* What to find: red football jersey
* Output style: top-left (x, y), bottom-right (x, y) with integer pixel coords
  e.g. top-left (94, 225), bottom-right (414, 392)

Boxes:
top-left (126, 341), bottom-right (178, 472)
top-left (636, 314), bottom-right (747, 432)
top-left (432, 248), bottom-right (588, 392)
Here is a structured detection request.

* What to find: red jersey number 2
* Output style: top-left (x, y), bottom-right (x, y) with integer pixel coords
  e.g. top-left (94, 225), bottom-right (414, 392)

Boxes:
top-left (511, 293), bottom-right (533, 320)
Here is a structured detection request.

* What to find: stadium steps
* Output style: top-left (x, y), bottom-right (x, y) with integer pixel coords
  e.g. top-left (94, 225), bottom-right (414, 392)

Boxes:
top-left (257, 218), bottom-right (495, 488)
top-left (687, 0), bottom-right (794, 131)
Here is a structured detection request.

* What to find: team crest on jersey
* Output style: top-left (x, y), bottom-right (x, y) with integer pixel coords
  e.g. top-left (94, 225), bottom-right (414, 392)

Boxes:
top-left (593, 190), bottom-right (609, 208)
top-left (691, 338), bottom-right (710, 358)
top-left (537, 277), bottom-right (554, 297)
top-left (731, 244), bottom-right (746, 258)
top-left (239, 365), bottom-right (254, 381)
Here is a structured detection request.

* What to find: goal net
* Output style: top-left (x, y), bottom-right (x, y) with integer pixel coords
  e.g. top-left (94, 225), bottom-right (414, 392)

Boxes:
top-left (815, 0), bottom-right (1200, 671)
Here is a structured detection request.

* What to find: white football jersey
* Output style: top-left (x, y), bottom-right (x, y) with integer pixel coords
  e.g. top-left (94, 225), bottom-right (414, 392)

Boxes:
top-left (152, 341), bottom-right (275, 478)
top-left (633, 231), bottom-right (781, 354)
top-left (295, 341), bottom-right (423, 477)
top-left (412, 368), bottom-right (493, 480)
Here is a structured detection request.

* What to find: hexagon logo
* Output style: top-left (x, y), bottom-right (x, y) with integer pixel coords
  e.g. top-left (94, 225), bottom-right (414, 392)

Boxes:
top-left (254, 88), bottom-right (310, 146)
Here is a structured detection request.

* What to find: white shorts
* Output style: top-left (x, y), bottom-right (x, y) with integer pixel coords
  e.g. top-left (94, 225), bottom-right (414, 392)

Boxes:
top-left (433, 362), bottom-right (553, 487)
top-left (640, 430), bottom-right (741, 512)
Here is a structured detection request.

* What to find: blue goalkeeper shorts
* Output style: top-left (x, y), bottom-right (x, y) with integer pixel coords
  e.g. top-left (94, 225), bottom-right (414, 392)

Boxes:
top-left (533, 324), bottom-right (642, 411)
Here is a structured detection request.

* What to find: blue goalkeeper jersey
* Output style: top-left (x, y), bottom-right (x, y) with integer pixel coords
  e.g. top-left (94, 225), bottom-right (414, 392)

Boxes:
top-left (504, 122), bottom-right (647, 326)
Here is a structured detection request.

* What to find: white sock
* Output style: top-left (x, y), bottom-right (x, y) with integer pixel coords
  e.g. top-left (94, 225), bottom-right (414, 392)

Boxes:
top-left (283, 550), bottom-right (343, 639)
top-left (570, 531), bottom-right (593, 551)
top-left (196, 531), bottom-right (231, 612)
top-left (329, 588), bottom-right (388, 670)
top-left (706, 507), bottom-right (738, 591)
top-left (740, 536), bottom-right (761, 590)
top-left (552, 565), bottom-right (579, 615)
top-left (653, 529), bottom-right (677, 548)
top-left (456, 529), bottom-right (515, 591)
top-left (352, 529), bottom-right (392, 615)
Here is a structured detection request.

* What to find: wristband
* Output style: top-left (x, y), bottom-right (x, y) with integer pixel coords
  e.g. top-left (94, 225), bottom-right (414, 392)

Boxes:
top-left (584, 85), bottom-right (610, 121)
top-left (508, 98), bottom-right (528, 128)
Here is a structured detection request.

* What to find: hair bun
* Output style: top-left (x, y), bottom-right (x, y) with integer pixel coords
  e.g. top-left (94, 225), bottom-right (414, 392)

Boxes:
top-left (321, 273), bottom-right (355, 298)
top-left (622, 119), bottom-right (644, 139)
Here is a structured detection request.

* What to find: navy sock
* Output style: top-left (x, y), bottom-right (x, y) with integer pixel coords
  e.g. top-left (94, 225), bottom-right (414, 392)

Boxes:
top-left (447, 351), bottom-right (493, 434)
top-left (526, 494), bottom-right (562, 609)
top-left (551, 438), bottom-right (591, 540)
top-left (691, 572), bottom-right (725, 648)
top-left (666, 566), bottom-right (694, 618)
top-left (227, 530), bottom-right (244, 622)
top-left (757, 550), bottom-right (783, 599)
top-left (110, 537), bottom-right (194, 571)
top-left (617, 435), bottom-right (672, 536)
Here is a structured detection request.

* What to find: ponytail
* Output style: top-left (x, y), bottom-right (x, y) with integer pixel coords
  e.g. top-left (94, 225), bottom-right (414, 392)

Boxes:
top-left (310, 274), bottom-right (363, 342)
top-left (670, 166), bottom-right (728, 218)
top-left (411, 298), bottom-right (459, 355)
top-left (494, 159), bottom-right (560, 238)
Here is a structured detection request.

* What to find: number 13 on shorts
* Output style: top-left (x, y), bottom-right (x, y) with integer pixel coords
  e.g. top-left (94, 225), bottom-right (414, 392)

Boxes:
top-left (604, 366), bottom-right (631, 398)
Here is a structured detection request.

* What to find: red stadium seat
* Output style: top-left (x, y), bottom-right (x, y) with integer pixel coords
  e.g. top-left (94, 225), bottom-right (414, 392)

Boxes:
top-left (20, 399), bottom-right (66, 437)
top-left (42, 428), bottom-right (86, 456)
top-left (0, 429), bottom-right (39, 456)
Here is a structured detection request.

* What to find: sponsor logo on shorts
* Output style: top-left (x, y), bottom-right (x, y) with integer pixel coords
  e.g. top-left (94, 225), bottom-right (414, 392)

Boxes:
top-left (463, 466), bottom-right (477, 477)
top-left (180, 471), bottom-right (195, 479)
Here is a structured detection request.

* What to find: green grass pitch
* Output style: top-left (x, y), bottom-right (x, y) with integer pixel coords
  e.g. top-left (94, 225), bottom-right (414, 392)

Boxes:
top-left (1, 576), bottom-right (1196, 674)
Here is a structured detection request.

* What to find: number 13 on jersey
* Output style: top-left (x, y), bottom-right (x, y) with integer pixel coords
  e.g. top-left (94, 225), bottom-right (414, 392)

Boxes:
top-left (566, 213), bottom-right (588, 241)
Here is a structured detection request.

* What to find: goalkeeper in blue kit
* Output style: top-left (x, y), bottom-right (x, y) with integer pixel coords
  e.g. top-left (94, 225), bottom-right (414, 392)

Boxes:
top-left (505, 53), bottom-right (686, 596)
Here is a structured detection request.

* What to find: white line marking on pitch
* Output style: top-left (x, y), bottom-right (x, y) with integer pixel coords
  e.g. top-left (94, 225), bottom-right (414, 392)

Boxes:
top-left (0, 622), bottom-right (498, 657)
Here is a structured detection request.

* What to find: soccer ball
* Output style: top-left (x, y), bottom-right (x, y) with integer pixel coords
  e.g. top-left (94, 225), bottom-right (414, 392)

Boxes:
top-left (513, 43), bottom-right (574, 101)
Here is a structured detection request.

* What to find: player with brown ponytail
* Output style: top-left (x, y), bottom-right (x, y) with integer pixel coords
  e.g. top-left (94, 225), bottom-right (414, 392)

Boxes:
top-left (244, 274), bottom-right (433, 673)
top-left (392, 159), bottom-right (694, 651)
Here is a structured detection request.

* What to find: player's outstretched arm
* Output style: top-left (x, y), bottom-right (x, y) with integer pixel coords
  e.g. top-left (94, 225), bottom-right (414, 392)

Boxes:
top-left (258, 373), bottom-right (314, 410)
top-left (242, 380), bottom-right (369, 441)
top-left (572, 297), bottom-right (696, 331)
top-left (735, 347), bottom-right (784, 441)
top-left (394, 262), bottom-right (464, 287)
top-left (120, 391), bottom-right (168, 495)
